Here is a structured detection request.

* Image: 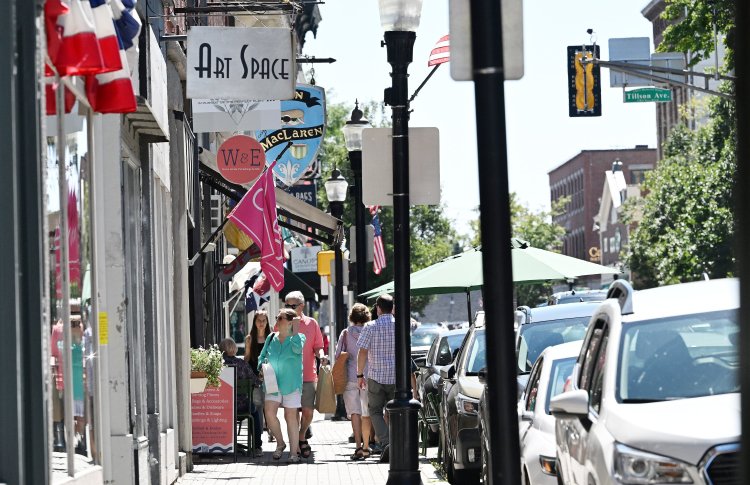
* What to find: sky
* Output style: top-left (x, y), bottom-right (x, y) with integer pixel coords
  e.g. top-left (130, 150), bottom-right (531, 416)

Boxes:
top-left (303, 0), bottom-right (659, 235)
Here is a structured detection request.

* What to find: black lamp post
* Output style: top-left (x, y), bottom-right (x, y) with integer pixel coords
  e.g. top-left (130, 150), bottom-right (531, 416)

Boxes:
top-left (324, 168), bottom-right (348, 340)
top-left (378, 0), bottom-right (423, 483)
top-left (342, 101), bottom-right (371, 301)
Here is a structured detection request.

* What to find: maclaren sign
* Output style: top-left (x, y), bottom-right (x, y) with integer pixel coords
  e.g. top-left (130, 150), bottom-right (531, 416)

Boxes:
top-left (186, 26), bottom-right (295, 101)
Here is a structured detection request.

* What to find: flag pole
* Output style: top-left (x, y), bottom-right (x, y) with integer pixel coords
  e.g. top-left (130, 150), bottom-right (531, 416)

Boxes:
top-left (408, 64), bottom-right (441, 105)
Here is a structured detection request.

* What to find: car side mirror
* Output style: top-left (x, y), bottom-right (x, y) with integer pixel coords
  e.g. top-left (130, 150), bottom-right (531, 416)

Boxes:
top-left (549, 389), bottom-right (589, 417)
top-left (478, 367), bottom-right (487, 384)
top-left (520, 410), bottom-right (534, 422)
top-left (440, 364), bottom-right (456, 380)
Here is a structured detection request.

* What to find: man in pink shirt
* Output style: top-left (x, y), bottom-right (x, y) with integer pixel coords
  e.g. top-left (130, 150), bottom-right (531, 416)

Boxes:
top-left (285, 291), bottom-right (327, 458)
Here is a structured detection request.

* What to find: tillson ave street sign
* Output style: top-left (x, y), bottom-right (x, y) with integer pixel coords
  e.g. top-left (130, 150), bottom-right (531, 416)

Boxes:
top-left (624, 87), bottom-right (673, 103)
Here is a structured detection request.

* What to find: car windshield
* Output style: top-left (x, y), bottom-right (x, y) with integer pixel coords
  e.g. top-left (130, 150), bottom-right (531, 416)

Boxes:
top-left (544, 357), bottom-right (576, 414)
top-left (617, 309), bottom-right (739, 402)
top-left (411, 330), bottom-right (441, 347)
top-left (465, 329), bottom-right (486, 375)
top-left (516, 317), bottom-right (590, 374)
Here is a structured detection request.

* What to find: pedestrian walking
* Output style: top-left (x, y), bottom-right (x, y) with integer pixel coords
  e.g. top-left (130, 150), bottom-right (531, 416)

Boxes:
top-left (357, 294), bottom-right (396, 462)
top-left (335, 303), bottom-right (373, 460)
top-left (284, 291), bottom-right (327, 458)
top-left (244, 310), bottom-right (272, 442)
top-left (257, 309), bottom-right (306, 463)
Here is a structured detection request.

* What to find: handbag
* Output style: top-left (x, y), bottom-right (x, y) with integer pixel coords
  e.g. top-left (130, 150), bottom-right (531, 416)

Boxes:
top-left (332, 352), bottom-right (349, 395)
top-left (261, 361), bottom-right (279, 395)
top-left (331, 329), bottom-right (350, 395)
top-left (315, 364), bottom-right (337, 414)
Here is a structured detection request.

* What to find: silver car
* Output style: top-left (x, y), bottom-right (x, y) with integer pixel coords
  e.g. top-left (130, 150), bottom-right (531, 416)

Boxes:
top-left (551, 278), bottom-right (739, 485)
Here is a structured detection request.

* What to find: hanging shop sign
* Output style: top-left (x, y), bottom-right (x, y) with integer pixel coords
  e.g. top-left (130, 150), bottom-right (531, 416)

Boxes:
top-left (256, 84), bottom-right (326, 186)
top-left (186, 26), bottom-right (295, 100)
top-left (291, 246), bottom-right (322, 273)
top-left (192, 99), bottom-right (282, 133)
top-left (284, 183), bottom-right (317, 207)
top-left (191, 366), bottom-right (235, 455)
top-left (216, 135), bottom-right (266, 185)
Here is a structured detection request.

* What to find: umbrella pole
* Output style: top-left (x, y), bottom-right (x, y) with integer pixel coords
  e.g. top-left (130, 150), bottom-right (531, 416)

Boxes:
top-left (466, 291), bottom-right (472, 324)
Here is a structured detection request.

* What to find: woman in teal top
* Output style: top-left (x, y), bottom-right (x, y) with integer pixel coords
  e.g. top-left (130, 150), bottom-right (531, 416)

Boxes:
top-left (257, 308), bottom-right (305, 462)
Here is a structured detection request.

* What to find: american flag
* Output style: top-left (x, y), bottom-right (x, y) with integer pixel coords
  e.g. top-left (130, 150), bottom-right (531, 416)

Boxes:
top-left (369, 206), bottom-right (386, 275)
top-left (427, 35), bottom-right (450, 67)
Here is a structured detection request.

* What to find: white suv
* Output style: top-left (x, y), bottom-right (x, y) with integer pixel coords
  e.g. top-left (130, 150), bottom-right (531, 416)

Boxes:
top-left (551, 278), bottom-right (739, 485)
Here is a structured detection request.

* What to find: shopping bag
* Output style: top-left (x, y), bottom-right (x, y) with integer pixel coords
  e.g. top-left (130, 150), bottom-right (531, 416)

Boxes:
top-left (332, 351), bottom-right (349, 395)
top-left (315, 364), bottom-right (337, 414)
top-left (261, 362), bottom-right (279, 395)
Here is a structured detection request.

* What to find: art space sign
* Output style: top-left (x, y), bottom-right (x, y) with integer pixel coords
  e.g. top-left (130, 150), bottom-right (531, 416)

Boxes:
top-left (256, 84), bottom-right (325, 186)
top-left (186, 26), bottom-right (294, 101)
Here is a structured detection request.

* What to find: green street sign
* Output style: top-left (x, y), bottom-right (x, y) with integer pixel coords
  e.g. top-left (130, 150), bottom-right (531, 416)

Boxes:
top-left (624, 87), bottom-right (673, 103)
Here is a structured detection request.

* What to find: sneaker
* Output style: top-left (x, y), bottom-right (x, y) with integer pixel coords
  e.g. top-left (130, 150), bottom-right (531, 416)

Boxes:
top-left (378, 445), bottom-right (390, 463)
top-left (370, 443), bottom-right (383, 455)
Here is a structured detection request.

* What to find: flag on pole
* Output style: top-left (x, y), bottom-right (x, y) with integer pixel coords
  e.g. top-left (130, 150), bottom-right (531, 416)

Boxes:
top-left (228, 161), bottom-right (285, 291)
top-left (369, 206), bottom-right (386, 275)
top-left (427, 35), bottom-right (450, 67)
top-left (89, 0), bottom-right (124, 72)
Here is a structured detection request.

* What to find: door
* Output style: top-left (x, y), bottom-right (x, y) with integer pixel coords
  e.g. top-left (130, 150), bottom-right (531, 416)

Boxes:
top-left (566, 318), bottom-right (609, 485)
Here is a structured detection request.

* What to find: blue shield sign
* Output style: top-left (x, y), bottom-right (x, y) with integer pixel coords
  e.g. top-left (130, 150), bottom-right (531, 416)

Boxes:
top-left (256, 84), bottom-right (326, 186)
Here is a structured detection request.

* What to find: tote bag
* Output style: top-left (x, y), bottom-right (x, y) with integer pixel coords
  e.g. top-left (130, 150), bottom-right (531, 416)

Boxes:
top-left (315, 364), bottom-right (337, 414)
top-left (261, 362), bottom-right (279, 395)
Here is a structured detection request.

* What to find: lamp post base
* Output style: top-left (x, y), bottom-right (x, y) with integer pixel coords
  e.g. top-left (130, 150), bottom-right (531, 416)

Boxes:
top-left (385, 398), bottom-right (423, 485)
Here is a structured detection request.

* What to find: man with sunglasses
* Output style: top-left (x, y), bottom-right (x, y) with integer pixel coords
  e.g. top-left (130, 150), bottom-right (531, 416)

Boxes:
top-left (284, 291), bottom-right (327, 458)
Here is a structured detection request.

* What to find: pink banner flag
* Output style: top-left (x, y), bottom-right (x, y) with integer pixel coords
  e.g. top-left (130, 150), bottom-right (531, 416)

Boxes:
top-left (227, 161), bottom-right (284, 291)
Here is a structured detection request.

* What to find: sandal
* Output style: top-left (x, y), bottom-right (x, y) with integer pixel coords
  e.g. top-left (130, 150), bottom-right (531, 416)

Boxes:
top-left (272, 442), bottom-right (286, 460)
top-left (299, 440), bottom-right (312, 459)
top-left (361, 448), bottom-right (371, 459)
top-left (351, 447), bottom-right (365, 461)
top-left (288, 454), bottom-right (300, 464)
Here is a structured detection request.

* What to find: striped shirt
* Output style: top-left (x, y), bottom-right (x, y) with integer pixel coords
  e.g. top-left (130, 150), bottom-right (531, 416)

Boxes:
top-left (357, 314), bottom-right (396, 385)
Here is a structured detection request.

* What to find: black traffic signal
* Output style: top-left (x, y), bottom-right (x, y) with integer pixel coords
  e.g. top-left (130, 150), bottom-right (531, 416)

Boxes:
top-left (567, 45), bottom-right (601, 117)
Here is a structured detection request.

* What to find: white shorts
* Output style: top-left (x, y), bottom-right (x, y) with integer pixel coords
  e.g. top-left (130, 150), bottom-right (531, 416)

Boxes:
top-left (343, 381), bottom-right (370, 418)
top-left (265, 390), bottom-right (302, 409)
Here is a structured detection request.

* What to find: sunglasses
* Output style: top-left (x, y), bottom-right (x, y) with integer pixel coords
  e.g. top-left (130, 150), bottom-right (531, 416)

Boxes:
top-left (285, 303), bottom-right (301, 309)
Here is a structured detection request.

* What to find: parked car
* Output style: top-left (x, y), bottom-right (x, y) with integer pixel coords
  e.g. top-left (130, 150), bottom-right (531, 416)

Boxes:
top-left (551, 278), bottom-right (739, 485)
top-left (439, 312), bottom-right (485, 484)
top-left (515, 302), bottom-right (600, 395)
top-left (416, 327), bottom-right (469, 444)
top-left (411, 324), bottom-right (445, 368)
top-left (477, 340), bottom-right (582, 485)
top-left (545, 289), bottom-right (609, 306)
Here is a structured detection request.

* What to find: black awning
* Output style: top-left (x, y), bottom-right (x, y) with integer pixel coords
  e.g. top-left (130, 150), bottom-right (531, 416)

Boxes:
top-left (281, 268), bottom-right (318, 302)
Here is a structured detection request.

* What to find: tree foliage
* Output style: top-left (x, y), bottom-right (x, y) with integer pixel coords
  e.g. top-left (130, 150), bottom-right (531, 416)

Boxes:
top-left (659, 0), bottom-right (735, 68)
top-left (625, 93), bottom-right (736, 287)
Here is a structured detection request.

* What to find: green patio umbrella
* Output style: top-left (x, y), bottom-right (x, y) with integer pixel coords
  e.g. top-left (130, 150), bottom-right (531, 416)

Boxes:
top-left (360, 239), bottom-right (620, 300)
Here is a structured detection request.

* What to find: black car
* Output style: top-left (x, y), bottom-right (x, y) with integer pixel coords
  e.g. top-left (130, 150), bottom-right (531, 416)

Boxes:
top-left (410, 324), bottom-right (445, 368)
top-left (416, 327), bottom-right (469, 443)
top-left (439, 312), bottom-right (485, 484)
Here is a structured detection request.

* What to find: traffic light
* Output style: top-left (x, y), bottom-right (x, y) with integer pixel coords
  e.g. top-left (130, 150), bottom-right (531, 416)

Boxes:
top-left (567, 45), bottom-right (601, 117)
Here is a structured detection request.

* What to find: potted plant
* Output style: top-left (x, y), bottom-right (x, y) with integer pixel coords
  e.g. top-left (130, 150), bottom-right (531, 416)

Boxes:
top-left (190, 345), bottom-right (223, 393)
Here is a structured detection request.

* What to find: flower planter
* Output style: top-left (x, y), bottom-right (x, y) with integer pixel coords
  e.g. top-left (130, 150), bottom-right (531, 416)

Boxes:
top-left (190, 371), bottom-right (208, 394)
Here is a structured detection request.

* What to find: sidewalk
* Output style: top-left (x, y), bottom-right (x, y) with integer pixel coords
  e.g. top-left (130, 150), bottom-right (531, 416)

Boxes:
top-left (177, 411), bottom-right (447, 485)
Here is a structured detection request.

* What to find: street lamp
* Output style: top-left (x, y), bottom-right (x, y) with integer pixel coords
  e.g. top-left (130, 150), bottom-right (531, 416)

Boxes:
top-left (324, 168), bottom-right (348, 341)
top-left (342, 101), bottom-right (370, 301)
top-left (378, 0), bottom-right (423, 483)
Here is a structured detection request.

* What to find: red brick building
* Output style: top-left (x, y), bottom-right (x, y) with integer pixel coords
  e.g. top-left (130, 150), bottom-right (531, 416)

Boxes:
top-left (548, 146), bottom-right (657, 285)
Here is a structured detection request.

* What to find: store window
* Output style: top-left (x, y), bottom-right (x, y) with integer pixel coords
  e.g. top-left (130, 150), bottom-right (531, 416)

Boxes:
top-left (47, 112), bottom-right (101, 476)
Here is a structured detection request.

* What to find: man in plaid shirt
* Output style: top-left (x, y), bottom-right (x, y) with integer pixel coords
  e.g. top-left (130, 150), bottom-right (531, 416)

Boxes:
top-left (356, 294), bottom-right (396, 460)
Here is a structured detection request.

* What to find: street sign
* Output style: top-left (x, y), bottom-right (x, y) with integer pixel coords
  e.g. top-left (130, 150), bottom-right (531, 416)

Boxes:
top-left (361, 127), bottom-right (441, 206)
top-left (624, 87), bottom-right (673, 103)
top-left (348, 225), bottom-right (374, 263)
top-left (609, 37), bottom-right (652, 87)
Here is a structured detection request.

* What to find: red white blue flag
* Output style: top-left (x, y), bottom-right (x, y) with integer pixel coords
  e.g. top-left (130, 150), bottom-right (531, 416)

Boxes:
top-left (369, 206), bottom-right (386, 275)
top-left (228, 162), bottom-right (285, 291)
top-left (427, 35), bottom-right (450, 67)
